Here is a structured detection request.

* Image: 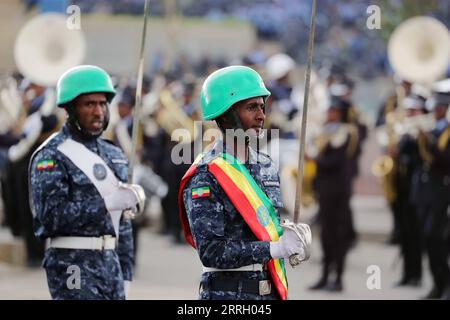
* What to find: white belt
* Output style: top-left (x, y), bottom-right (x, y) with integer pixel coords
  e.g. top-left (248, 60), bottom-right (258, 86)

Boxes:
top-left (46, 236), bottom-right (116, 250)
top-left (202, 264), bottom-right (263, 273)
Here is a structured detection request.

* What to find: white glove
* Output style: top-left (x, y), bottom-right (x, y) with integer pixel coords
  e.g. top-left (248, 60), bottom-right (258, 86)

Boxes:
top-left (124, 280), bottom-right (131, 299)
top-left (270, 227), bottom-right (305, 259)
top-left (104, 183), bottom-right (146, 213)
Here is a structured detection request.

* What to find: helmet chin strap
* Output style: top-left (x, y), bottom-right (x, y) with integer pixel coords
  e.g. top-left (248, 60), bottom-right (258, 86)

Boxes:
top-left (66, 105), bottom-right (110, 140)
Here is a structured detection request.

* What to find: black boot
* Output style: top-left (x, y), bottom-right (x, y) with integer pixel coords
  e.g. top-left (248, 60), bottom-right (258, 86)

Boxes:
top-left (395, 275), bottom-right (421, 287)
top-left (309, 276), bottom-right (328, 290)
top-left (326, 280), bottom-right (343, 292)
top-left (422, 286), bottom-right (443, 299)
top-left (327, 272), bottom-right (343, 292)
top-left (309, 260), bottom-right (329, 290)
top-left (440, 286), bottom-right (450, 300)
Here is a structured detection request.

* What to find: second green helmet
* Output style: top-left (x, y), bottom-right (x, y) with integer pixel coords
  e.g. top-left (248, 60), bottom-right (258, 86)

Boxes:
top-left (200, 65), bottom-right (271, 120)
top-left (56, 65), bottom-right (116, 107)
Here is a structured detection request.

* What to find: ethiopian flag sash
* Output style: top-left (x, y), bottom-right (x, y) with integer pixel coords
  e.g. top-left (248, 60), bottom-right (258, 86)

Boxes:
top-left (178, 152), bottom-right (288, 300)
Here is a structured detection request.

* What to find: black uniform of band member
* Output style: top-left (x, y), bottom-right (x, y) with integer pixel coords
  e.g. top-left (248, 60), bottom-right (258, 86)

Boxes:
top-left (309, 96), bottom-right (358, 292)
top-left (414, 84), bottom-right (450, 299)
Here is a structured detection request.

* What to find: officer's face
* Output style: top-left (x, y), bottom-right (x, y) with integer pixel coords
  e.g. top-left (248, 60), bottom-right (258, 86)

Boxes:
top-left (326, 107), bottom-right (342, 123)
top-left (118, 101), bottom-right (133, 119)
top-left (406, 108), bottom-right (424, 117)
top-left (73, 93), bottom-right (108, 135)
top-left (433, 105), bottom-right (448, 120)
top-left (234, 97), bottom-right (265, 136)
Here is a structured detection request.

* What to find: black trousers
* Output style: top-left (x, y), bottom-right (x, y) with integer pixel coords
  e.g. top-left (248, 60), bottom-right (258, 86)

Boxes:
top-left (317, 192), bottom-right (353, 282)
top-left (397, 192), bottom-right (422, 280)
top-left (418, 198), bottom-right (450, 291)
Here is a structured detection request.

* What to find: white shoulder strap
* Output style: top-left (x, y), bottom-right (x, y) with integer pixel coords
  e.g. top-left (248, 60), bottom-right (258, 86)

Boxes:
top-left (57, 138), bottom-right (123, 238)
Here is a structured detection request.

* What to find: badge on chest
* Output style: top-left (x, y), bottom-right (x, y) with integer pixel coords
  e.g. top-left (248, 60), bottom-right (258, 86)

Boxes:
top-left (93, 163), bottom-right (107, 181)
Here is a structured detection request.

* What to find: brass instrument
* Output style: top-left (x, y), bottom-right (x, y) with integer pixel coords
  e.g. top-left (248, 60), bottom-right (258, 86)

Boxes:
top-left (371, 154), bottom-right (396, 203)
top-left (157, 89), bottom-right (198, 144)
top-left (12, 13), bottom-right (86, 129)
top-left (4, 13), bottom-right (86, 162)
top-left (372, 16), bottom-right (450, 203)
top-left (14, 13), bottom-right (86, 87)
top-left (388, 16), bottom-right (450, 85)
top-left (284, 159), bottom-right (317, 208)
top-left (372, 108), bottom-right (398, 204)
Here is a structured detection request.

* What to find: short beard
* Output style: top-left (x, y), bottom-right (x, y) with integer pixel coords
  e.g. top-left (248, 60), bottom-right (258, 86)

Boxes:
top-left (65, 105), bottom-right (109, 140)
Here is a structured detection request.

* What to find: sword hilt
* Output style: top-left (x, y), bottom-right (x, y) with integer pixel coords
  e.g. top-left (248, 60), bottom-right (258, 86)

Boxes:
top-left (280, 219), bottom-right (312, 268)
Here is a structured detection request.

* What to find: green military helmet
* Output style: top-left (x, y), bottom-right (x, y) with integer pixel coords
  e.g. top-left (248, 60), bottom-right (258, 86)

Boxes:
top-left (56, 65), bottom-right (116, 107)
top-left (200, 65), bottom-right (271, 120)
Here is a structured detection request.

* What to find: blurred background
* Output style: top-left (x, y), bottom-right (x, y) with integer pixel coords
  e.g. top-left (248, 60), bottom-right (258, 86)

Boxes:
top-left (0, 0), bottom-right (450, 299)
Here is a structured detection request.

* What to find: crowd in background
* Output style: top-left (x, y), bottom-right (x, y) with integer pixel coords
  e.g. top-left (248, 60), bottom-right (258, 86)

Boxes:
top-left (20, 0), bottom-right (449, 80)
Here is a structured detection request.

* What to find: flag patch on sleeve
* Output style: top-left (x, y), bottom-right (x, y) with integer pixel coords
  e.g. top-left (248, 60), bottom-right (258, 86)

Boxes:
top-left (37, 160), bottom-right (55, 171)
top-left (192, 186), bottom-right (210, 199)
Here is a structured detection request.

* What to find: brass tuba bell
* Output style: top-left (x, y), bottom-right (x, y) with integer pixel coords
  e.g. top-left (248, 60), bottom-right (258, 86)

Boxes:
top-left (14, 13), bottom-right (86, 87)
top-left (388, 16), bottom-right (450, 85)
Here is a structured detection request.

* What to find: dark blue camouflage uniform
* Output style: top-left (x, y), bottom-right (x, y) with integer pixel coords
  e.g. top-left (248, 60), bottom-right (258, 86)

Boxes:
top-left (29, 124), bottom-right (134, 300)
top-left (183, 141), bottom-right (283, 300)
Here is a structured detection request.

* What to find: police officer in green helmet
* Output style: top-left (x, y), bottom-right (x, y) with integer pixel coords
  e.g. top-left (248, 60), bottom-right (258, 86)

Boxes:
top-left (29, 65), bottom-right (145, 300)
top-left (201, 65), bottom-right (269, 145)
top-left (57, 65), bottom-right (116, 138)
top-left (179, 66), bottom-right (311, 300)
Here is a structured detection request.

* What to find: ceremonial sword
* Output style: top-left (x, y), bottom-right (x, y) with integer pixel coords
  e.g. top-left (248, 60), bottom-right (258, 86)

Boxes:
top-left (287, 0), bottom-right (317, 267)
top-left (124, 0), bottom-right (150, 219)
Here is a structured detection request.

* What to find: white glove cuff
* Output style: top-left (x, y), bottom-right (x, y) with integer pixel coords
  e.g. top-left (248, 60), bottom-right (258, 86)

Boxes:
top-left (269, 241), bottom-right (283, 260)
top-left (124, 280), bottom-right (131, 299)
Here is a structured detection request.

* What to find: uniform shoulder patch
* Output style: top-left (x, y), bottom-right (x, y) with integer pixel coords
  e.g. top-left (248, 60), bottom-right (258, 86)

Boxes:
top-left (192, 186), bottom-right (210, 199)
top-left (36, 159), bottom-right (55, 170)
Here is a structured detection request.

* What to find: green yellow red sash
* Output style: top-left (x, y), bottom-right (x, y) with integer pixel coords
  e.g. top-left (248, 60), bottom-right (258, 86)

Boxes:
top-left (178, 152), bottom-right (288, 300)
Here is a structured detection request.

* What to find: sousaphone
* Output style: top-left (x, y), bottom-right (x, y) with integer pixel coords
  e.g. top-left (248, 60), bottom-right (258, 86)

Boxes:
top-left (388, 16), bottom-right (450, 85)
top-left (14, 13), bottom-right (86, 87)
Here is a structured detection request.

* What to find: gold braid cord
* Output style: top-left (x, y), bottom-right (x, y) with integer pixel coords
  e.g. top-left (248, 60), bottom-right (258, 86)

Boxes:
top-left (438, 127), bottom-right (450, 152)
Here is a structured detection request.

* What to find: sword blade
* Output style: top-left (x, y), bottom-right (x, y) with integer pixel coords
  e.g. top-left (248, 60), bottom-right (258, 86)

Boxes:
top-left (128, 0), bottom-right (150, 183)
top-left (294, 0), bottom-right (316, 223)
